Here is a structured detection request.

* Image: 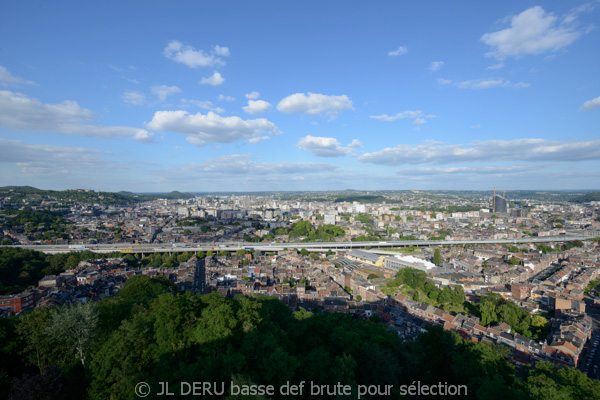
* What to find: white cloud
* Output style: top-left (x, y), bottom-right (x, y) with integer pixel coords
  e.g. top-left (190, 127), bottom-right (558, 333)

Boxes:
top-left (439, 78), bottom-right (529, 89)
top-left (163, 40), bottom-right (228, 68)
top-left (122, 91), bottom-right (145, 105)
top-left (245, 91), bottom-right (260, 99)
top-left (297, 135), bottom-right (360, 157)
top-left (580, 96), bottom-right (600, 111)
top-left (0, 138), bottom-right (111, 175)
top-left (200, 72), bottom-right (225, 86)
top-left (213, 45), bottom-right (230, 57)
top-left (0, 90), bottom-right (153, 142)
top-left (370, 110), bottom-right (436, 126)
top-left (0, 66), bottom-right (36, 86)
top-left (277, 92), bottom-right (353, 117)
top-left (470, 124), bottom-right (481, 129)
top-left (146, 110), bottom-right (281, 146)
top-left (132, 130), bottom-right (155, 143)
top-left (388, 46), bottom-right (408, 56)
top-left (487, 63), bottom-right (505, 70)
top-left (348, 139), bottom-right (362, 148)
top-left (481, 6), bottom-right (584, 60)
top-left (181, 99), bottom-right (224, 113)
top-left (164, 154), bottom-right (337, 177)
top-left (512, 82), bottom-right (531, 89)
top-left (370, 110), bottom-right (423, 121)
top-left (243, 99), bottom-right (272, 114)
top-left (151, 85), bottom-right (181, 101)
top-left (218, 94), bottom-right (235, 102)
top-left (397, 165), bottom-right (546, 176)
top-left (247, 136), bottom-right (272, 144)
top-left (429, 61), bottom-right (444, 72)
top-left (358, 138), bottom-right (600, 166)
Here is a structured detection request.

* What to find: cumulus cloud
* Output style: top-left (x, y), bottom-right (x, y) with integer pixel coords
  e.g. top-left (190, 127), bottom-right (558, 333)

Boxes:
top-left (200, 72), bottom-right (225, 86)
top-left (122, 91), bottom-right (145, 105)
top-left (297, 135), bottom-right (361, 157)
top-left (0, 90), bottom-right (153, 142)
top-left (151, 85), bottom-right (181, 101)
top-left (277, 92), bottom-right (353, 117)
top-left (245, 92), bottom-right (260, 99)
top-left (429, 61), bottom-right (444, 72)
top-left (580, 96), bottom-right (600, 111)
top-left (481, 6), bottom-right (586, 60)
top-left (163, 40), bottom-right (229, 68)
top-left (388, 46), bottom-right (408, 56)
top-left (146, 110), bottom-right (281, 146)
top-left (438, 78), bottom-right (529, 89)
top-left (358, 139), bottom-right (600, 166)
top-left (218, 94), bottom-right (235, 102)
top-left (243, 100), bottom-right (272, 114)
top-left (0, 66), bottom-right (36, 86)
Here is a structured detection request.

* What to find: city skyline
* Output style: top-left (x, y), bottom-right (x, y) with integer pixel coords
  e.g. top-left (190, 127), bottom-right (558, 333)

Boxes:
top-left (1, 1), bottom-right (599, 191)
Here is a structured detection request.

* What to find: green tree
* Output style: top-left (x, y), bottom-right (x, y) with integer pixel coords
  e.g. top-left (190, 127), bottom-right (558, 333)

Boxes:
top-left (439, 286), bottom-right (452, 303)
top-left (450, 285), bottom-right (465, 306)
top-left (300, 248), bottom-right (309, 256)
top-left (45, 301), bottom-right (98, 369)
top-left (16, 308), bottom-right (54, 374)
top-left (433, 248), bottom-right (442, 266)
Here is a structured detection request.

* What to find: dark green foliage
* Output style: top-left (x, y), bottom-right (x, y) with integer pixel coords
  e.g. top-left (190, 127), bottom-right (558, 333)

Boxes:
top-left (352, 234), bottom-right (383, 241)
top-left (570, 192), bottom-right (600, 203)
top-left (6, 276), bottom-right (598, 399)
top-left (524, 361), bottom-right (600, 399)
top-left (507, 245), bottom-right (524, 253)
top-left (1, 209), bottom-right (70, 237)
top-left (275, 221), bottom-right (345, 241)
top-left (433, 248), bottom-right (442, 265)
top-left (0, 247), bottom-right (49, 294)
top-left (354, 214), bottom-right (372, 223)
top-left (0, 248), bottom-right (123, 294)
top-left (478, 293), bottom-right (549, 341)
top-left (395, 267), bottom-right (427, 291)
top-left (0, 317), bottom-right (28, 398)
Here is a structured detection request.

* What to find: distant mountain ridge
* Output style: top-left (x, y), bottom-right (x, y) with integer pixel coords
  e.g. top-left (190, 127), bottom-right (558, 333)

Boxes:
top-left (0, 186), bottom-right (195, 205)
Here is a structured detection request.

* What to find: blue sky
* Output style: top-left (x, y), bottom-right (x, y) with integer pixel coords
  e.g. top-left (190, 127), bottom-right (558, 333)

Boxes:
top-left (1, 1), bottom-right (599, 192)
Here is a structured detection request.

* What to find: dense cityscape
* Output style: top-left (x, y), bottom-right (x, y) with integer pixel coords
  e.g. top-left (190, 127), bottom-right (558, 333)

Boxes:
top-left (2, 1), bottom-right (600, 398)
top-left (1, 186), bottom-right (600, 398)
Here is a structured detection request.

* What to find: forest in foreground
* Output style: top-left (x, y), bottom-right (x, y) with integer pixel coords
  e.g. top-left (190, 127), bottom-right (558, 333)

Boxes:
top-left (1, 275), bottom-right (599, 399)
